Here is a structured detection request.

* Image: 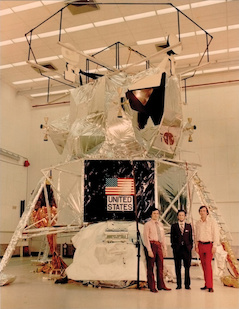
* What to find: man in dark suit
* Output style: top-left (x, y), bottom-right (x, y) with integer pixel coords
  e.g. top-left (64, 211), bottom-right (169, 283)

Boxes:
top-left (170, 210), bottom-right (193, 290)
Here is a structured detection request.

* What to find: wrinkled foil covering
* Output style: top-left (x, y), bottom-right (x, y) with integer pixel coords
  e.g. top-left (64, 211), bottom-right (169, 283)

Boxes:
top-left (48, 115), bottom-right (69, 155)
top-left (48, 57), bottom-right (183, 160)
top-left (0, 273), bottom-right (16, 286)
top-left (65, 221), bottom-right (147, 281)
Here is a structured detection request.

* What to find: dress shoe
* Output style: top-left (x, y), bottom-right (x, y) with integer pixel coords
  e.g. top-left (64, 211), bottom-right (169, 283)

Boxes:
top-left (150, 289), bottom-right (158, 293)
top-left (159, 287), bottom-right (171, 291)
top-left (55, 276), bottom-right (68, 284)
top-left (208, 288), bottom-right (214, 293)
top-left (200, 286), bottom-right (207, 290)
top-left (185, 286), bottom-right (191, 290)
top-left (176, 286), bottom-right (181, 290)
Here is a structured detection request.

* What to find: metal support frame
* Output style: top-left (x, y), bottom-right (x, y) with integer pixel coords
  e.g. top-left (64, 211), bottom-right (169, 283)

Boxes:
top-left (1, 157), bottom-right (237, 285)
top-left (24, 1), bottom-right (213, 101)
top-left (0, 178), bottom-right (45, 273)
top-left (0, 165), bottom-right (83, 273)
top-left (160, 169), bottom-right (197, 222)
top-left (86, 41), bottom-right (148, 77)
top-left (131, 161), bottom-right (141, 289)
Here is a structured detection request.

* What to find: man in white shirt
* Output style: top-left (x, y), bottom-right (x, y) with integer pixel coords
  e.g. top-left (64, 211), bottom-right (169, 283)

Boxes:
top-left (143, 207), bottom-right (171, 293)
top-left (195, 205), bottom-right (219, 292)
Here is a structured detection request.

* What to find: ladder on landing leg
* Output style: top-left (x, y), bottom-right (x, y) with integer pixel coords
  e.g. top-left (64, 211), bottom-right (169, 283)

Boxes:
top-left (192, 172), bottom-right (239, 280)
top-left (192, 172), bottom-right (232, 242)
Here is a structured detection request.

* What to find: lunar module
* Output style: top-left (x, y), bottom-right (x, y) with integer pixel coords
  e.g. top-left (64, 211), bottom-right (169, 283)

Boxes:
top-left (0, 2), bottom-right (238, 288)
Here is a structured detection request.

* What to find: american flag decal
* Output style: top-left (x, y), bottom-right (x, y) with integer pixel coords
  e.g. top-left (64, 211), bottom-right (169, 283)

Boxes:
top-left (105, 178), bottom-right (135, 195)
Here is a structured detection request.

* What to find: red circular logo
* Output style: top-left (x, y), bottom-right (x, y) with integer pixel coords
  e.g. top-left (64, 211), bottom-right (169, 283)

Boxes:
top-left (163, 132), bottom-right (174, 145)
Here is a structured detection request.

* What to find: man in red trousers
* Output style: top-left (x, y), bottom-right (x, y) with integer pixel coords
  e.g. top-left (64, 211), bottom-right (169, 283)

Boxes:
top-left (143, 207), bottom-right (171, 293)
top-left (195, 205), bottom-right (219, 293)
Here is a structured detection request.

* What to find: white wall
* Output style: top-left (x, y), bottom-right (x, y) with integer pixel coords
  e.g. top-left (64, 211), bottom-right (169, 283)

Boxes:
top-left (27, 104), bottom-right (69, 199)
top-left (180, 82), bottom-right (239, 244)
top-left (0, 82), bottom-right (31, 243)
top-left (0, 82), bottom-right (69, 247)
top-left (0, 82), bottom-right (31, 156)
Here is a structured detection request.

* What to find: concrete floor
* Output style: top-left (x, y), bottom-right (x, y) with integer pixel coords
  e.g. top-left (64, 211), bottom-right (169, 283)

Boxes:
top-left (0, 257), bottom-right (239, 309)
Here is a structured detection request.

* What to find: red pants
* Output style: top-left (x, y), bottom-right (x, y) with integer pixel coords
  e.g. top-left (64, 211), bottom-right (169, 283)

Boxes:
top-left (198, 242), bottom-right (213, 288)
top-left (146, 241), bottom-right (166, 290)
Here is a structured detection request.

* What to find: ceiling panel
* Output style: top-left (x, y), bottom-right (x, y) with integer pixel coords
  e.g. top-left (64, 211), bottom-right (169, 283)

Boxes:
top-left (227, 29), bottom-right (239, 47)
top-left (0, 0), bottom-right (238, 100)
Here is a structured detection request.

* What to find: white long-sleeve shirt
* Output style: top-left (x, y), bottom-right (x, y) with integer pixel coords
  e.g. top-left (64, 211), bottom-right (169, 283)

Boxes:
top-left (143, 219), bottom-right (167, 255)
top-left (195, 216), bottom-right (220, 249)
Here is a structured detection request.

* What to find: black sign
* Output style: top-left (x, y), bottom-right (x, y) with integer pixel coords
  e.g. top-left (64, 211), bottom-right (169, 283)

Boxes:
top-left (84, 160), bottom-right (155, 222)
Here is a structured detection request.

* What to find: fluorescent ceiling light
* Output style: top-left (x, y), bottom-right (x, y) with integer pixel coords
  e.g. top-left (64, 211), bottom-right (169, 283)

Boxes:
top-left (50, 90), bottom-right (70, 95)
top-left (12, 1), bottom-right (43, 12)
top-left (148, 4), bottom-right (189, 16)
top-left (191, 0), bottom-right (225, 9)
top-left (65, 23), bottom-right (94, 33)
top-left (38, 30), bottom-right (66, 38)
top-left (12, 37), bottom-right (28, 43)
top-left (30, 92), bottom-right (48, 98)
top-left (175, 53), bottom-right (199, 60)
top-left (137, 37), bottom-right (165, 45)
top-left (180, 32), bottom-right (196, 38)
top-left (177, 5), bottom-right (190, 11)
top-left (183, 67), bottom-right (232, 75)
top-left (0, 64), bottom-right (13, 69)
top-left (208, 49), bottom-right (228, 55)
top-left (94, 17), bottom-right (124, 27)
top-left (0, 40), bottom-right (13, 47)
top-left (136, 25), bottom-right (228, 45)
top-left (0, 8), bottom-right (13, 16)
top-left (124, 11), bottom-right (156, 21)
top-left (228, 24), bottom-right (239, 30)
top-left (36, 56), bottom-right (59, 62)
top-left (207, 26), bottom-right (227, 33)
top-left (203, 67), bottom-right (228, 74)
top-left (12, 35), bottom-right (39, 43)
top-left (136, 62), bottom-right (147, 67)
top-left (196, 26), bottom-right (227, 35)
top-left (229, 47), bottom-right (239, 52)
top-left (13, 80), bottom-right (33, 85)
top-left (0, 1), bottom-right (55, 16)
top-left (194, 70), bottom-right (203, 75)
top-left (41, 1), bottom-right (60, 5)
top-left (157, 8), bottom-right (175, 15)
top-left (32, 77), bottom-right (49, 82)
top-left (229, 66), bottom-right (239, 70)
top-left (12, 61), bottom-right (28, 67)
top-left (83, 47), bottom-right (109, 54)
top-left (193, 70), bottom-right (203, 75)
top-left (31, 89), bottom-right (69, 97)
top-left (52, 75), bottom-right (61, 79)
top-left (182, 70), bottom-right (203, 76)
top-left (13, 75), bottom-right (61, 85)
top-left (24, 34), bottom-right (40, 41)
